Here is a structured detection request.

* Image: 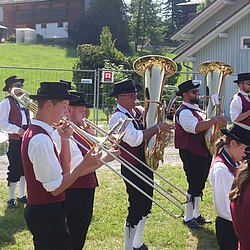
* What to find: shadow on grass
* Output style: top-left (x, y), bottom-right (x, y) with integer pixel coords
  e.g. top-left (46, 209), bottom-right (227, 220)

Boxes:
top-left (0, 203), bottom-right (27, 248)
top-left (189, 226), bottom-right (220, 250)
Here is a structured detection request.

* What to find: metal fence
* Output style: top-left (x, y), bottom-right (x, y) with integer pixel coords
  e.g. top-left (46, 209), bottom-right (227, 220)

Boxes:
top-left (0, 65), bottom-right (238, 124)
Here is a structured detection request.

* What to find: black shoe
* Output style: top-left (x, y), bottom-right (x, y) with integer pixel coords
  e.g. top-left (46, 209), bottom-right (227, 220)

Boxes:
top-left (7, 199), bottom-right (17, 208)
top-left (183, 218), bottom-right (201, 229)
top-left (17, 195), bottom-right (27, 204)
top-left (194, 215), bottom-right (212, 225)
top-left (133, 243), bottom-right (149, 250)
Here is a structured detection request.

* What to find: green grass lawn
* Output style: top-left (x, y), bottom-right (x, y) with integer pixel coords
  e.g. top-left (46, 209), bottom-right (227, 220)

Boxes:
top-left (0, 162), bottom-right (219, 250)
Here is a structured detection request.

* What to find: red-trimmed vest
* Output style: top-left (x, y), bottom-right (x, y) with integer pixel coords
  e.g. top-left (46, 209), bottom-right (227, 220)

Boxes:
top-left (174, 104), bottom-right (210, 157)
top-left (68, 132), bottom-right (98, 189)
top-left (115, 108), bottom-right (145, 166)
top-left (238, 92), bottom-right (250, 126)
top-left (211, 151), bottom-right (237, 176)
top-left (21, 125), bottom-right (65, 205)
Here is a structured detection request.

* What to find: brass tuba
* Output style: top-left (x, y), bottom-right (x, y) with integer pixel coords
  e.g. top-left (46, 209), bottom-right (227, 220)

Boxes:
top-left (198, 60), bottom-right (233, 155)
top-left (133, 55), bottom-right (177, 170)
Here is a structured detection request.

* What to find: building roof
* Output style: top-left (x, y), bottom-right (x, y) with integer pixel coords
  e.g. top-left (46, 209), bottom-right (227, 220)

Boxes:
top-left (173, 2), bottom-right (250, 62)
top-left (177, 0), bottom-right (202, 6)
top-left (0, 0), bottom-right (48, 4)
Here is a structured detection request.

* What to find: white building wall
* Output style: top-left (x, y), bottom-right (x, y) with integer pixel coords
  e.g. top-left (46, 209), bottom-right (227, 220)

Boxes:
top-left (0, 7), bottom-right (3, 22)
top-left (36, 22), bottom-right (68, 39)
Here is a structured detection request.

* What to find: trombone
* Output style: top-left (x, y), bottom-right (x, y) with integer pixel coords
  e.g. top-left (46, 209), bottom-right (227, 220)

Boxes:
top-left (11, 87), bottom-right (188, 218)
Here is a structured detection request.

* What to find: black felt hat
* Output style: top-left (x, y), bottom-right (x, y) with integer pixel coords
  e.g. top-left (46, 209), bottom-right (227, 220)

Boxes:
top-left (59, 79), bottom-right (75, 90)
top-left (176, 80), bottom-right (200, 96)
top-left (109, 79), bottom-right (142, 97)
top-left (30, 82), bottom-right (79, 101)
top-left (221, 123), bottom-right (250, 146)
top-left (233, 73), bottom-right (250, 84)
top-left (3, 75), bottom-right (25, 92)
top-left (69, 91), bottom-right (93, 108)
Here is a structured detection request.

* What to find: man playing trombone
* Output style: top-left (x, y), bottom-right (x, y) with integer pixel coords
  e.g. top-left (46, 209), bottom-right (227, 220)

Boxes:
top-left (21, 81), bottom-right (111, 250)
top-left (109, 78), bottom-right (170, 250)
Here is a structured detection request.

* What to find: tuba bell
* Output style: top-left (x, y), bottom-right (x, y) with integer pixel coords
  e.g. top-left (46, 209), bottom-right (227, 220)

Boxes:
top-left (198, 60), bottom-right (233, 155)
top-left (133, 55), bottom-right (177, 170)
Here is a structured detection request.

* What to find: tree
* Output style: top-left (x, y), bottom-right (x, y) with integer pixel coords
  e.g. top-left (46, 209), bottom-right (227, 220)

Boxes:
top-left (129, 0), bottom-right (165, 52)
top-left (68, 0), bottom-right (130, 54)
top-left (197, 0), bottom-right (215, 13)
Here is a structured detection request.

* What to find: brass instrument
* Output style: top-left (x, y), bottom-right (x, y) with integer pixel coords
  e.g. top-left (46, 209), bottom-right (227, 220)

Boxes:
top-left (11, 87), bottom-right (188, 218)
top-left (0, 130), bottom-right (8, 156)
top-left (133, 55), bottom-right (177, 170)
top-left (198, 60), bottom-right (233, 155)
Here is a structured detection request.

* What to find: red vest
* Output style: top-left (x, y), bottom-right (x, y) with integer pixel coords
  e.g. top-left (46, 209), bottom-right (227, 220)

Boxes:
top-left (238, 93), bottom-right (250, 126)
top-left (7, 96), bottom-right (22, 140)
top-left (174, 105), bottom-right (210, 157)
top-left (114, 108), bottom-right (145, 166)
top-left (68, 132), bottom-right (98, 189)
top-left (21, 125), bottom-right (65, 205)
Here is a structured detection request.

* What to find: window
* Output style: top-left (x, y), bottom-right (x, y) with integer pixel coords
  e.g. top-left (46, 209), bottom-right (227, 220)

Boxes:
top-left (58, 22), bottom-right (63, 28)
top-left (241, 37), bottom-right (250, 49)
top-left (41, 23), bottom-right (47, 29)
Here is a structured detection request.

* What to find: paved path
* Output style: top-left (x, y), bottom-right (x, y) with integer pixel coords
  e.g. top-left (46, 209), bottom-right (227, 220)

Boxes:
top-left (0, 145), bottom-right (181, 179)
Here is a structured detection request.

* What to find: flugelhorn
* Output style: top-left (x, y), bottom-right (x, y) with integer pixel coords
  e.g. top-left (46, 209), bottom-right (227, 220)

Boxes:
top-left (133, 55), bottom-right (177, 170)
top-left (11, 87), bottom-right (188, 218)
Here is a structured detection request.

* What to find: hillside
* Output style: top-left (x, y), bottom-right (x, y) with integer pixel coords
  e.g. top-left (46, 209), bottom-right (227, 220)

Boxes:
top-left (0, 44), bottom-right (78, 99)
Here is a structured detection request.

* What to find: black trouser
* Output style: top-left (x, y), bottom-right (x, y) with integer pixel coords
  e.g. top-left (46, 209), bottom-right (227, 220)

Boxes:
top-left (24, 202), bottom-right (72, 250)
top-left (65, 188), bottom-right (95, 250)
top-left (179, 149), bottom-right (212, 197)
top-left (216, 216), bottom-right (238, 250)
top-left (122, 163), bottom-right (153, 226)
top-left (7, 138), bottom-right (24, 184)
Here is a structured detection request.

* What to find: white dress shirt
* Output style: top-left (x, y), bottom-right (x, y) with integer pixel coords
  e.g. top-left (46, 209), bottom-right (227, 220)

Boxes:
top-left (52, 129), bottom-right (83, 171)
top-left (230, 90), bottom-right (250, 122)
top-left (177, 102), bottom-right (205, 134)
top-left (0, 97), bottom-right (28, 134)
top-left (28, 119), bottom-right (64, 192)
top-left (209, 153), bottom-right (237, 221)
top-left (109, 104), bottom-right (144, 147)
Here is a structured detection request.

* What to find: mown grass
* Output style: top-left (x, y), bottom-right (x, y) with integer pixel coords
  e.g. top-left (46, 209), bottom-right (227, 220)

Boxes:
top-left (0, 161), bottom-right (219, 250)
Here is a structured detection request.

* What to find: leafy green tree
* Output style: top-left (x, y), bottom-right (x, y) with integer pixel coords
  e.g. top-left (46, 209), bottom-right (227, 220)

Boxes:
top-left (129, 0), bottom-right (165, 52)
top-left (68, 0), bottom-right (130, 53)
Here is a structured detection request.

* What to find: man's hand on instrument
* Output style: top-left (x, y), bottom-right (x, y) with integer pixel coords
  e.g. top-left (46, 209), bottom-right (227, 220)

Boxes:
top-left (17, 128), bottom-right (25, 137)
top-left (102, 148), bottom-right (121, 163)
top-left (213, 115), bottom-right (227, 125)
top-left (158, 122), bottom-right (173, 133)
top-left (57, 120), bottom-right (73, 140)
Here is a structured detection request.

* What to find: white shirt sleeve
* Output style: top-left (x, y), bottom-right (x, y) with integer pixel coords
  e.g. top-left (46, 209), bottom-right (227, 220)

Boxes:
top-left (209, 162), bottom-right (235, 221)
top-left (178, 109), bottom-right (198, 134)
top-left (230, 94), bottom-right (242, 122)
top-left (0, 98), bottom-right (20, 134)
top-left (28, 133), bottom-right (63, 192)
top-left (109, 111), bottom-right (143, 147)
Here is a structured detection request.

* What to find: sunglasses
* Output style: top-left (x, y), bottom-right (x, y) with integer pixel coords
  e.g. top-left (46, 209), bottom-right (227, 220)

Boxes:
top-left (15, 83), bottom-right (23, 88)
top-left (119, 93), bottom-right (137, 98)
top-left (187, 89), bottom-right (199, 94)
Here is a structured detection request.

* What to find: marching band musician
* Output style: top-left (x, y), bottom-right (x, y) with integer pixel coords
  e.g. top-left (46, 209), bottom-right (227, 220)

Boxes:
top-left (210, 123), bottom-right (250, 250)
top-left (109, 78), bottom-right (171, 250)
top-left (21, 82), bottom-right (106, 250)
top-left (0, 76), bottom-right (30, 208)
top-left (230, 73), bottom-right (250, 125)
top-left (174, 80), bottom-right (227, 229)
top-left (65, 91), bottom-right (110, 249)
